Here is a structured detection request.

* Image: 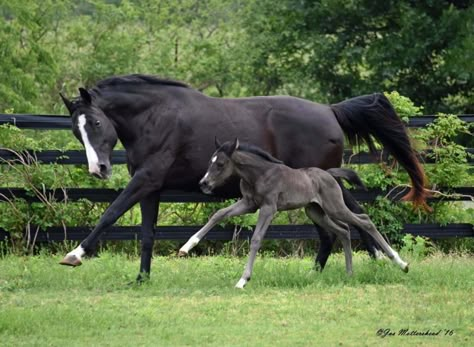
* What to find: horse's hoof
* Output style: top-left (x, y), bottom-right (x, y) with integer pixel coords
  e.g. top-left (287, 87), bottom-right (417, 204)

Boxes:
top-left (402, 263), bottom-right (409, 273)
top-left (59, 254), bottom-right (82, 267)
top-left (128, 277), bottom-right (148, 286)
top-left (235, 278), bottom-right (247, 289)
top-left (178, 250), bottom-right (188, 257)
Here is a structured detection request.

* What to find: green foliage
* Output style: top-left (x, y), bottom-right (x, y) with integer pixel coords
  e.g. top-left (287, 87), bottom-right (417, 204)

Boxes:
top-left (401, 234), bottom-right (433, 260)
top-left (384, 91), bottom-right (423, 123)
top-left (421, 113), bottom-right (473, 187)
top-left (243, 0), bottom-right (474, 113)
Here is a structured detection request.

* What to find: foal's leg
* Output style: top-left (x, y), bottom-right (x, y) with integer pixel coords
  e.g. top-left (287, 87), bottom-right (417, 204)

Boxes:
top-left (338, 180), bottom-right (383, 259)
top-left (235, 205), bottom-right (276, 289)
top-left (305, 205), bottom-right (353, 275)
top-left (346, 213), bottom-right (409, 272)
top-left (314, 179), bottom-right (381, 270)
top-left (136, 193), bottom-right (160, 282)
top-left (324, 200), bottom-right (409, 272)
top-left (179, 199), bottom-right (256, 256)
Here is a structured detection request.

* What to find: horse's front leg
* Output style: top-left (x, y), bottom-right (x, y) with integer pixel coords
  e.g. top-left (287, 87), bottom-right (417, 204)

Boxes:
top-left (136, 193), bottom-right (160, 282)
top-left (178, 199), bottom-right (256, 256)
top-left (60, 169), bottom-right (165, 267)
top-left (235, 204), bottom-right (276, 289)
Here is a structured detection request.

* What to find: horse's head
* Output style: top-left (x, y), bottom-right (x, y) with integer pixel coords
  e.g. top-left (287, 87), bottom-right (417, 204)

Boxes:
top-left (200, 138), bottom-right (239, 194)
top-left (60, 88), bottom-right (117, 179)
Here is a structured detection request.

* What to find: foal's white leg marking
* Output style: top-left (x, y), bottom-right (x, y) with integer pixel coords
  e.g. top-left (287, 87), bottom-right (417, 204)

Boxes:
top-left (179, 235), bottom-right (201, 254)
top-left (77, 114), bottom-right (100, 175)
top-left (235, 278), bottom-right (247, 289)
top-left (391, 251), bottom-right (409, 270)
top-left (67, 245), bottom-right (85, 260)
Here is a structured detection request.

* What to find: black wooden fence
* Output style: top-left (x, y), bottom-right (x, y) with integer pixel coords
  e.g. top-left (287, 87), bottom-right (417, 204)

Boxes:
top-left (0, 114), bottom-right (473, 242)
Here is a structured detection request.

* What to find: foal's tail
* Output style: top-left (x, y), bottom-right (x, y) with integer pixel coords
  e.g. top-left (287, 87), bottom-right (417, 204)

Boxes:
top-left (327, 168), bottom-right (366, 191)
top-left (331, 93), bottom-right (429, 210)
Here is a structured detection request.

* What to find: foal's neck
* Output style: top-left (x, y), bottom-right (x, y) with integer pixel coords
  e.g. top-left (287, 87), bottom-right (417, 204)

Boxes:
top-left (231, 151), bottom-right (278, 186)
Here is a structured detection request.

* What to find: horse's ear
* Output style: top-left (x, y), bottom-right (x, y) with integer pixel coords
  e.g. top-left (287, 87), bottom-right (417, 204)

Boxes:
top-left (78, 87), bottom-right (92, 104)
top-left (214, 136), bottom-right (222, 149)
top-left (59, 93), bottom-right (74, 114)
top-left (230, 138), bottom-right (239, 154)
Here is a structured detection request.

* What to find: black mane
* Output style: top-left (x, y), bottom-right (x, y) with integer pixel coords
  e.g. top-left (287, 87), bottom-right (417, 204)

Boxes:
top-left (95, 74), bottom-right (189, 89)
top-left (219, 141), bottom-right (283, 164)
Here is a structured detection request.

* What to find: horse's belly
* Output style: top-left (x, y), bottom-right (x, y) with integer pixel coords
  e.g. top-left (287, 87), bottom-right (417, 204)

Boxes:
top-left (275, 180), bottom-right (316, 211)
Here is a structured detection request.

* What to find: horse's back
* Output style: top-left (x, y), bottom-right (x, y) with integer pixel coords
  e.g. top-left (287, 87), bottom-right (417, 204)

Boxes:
top-left (213, 95), bottom-right (345, 169)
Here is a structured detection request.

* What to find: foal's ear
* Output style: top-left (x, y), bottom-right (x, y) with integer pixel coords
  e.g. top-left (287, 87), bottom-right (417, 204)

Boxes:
top-left (214, 136), bottom-right (222, 149)
top-left (78, 87), bottom-right (92, 105)
top-left (230, 138), bottom-right (239, 154)
top-left (59, 93), bottom-right (74, 114)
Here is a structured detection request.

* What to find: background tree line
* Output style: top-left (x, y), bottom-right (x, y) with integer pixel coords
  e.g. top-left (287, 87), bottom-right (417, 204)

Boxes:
top-left (0, 0), bottom-right (473, 114)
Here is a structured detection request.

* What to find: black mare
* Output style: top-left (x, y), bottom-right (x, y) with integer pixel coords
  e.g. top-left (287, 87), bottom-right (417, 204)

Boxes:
top-left (59, 74), bottom-right (427, 281)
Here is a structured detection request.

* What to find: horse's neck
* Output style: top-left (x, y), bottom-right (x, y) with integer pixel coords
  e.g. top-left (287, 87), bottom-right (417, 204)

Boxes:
top-left (232, 152), bottom-right (275, 185)
top-left (97, 91), bottom-right (156, 147)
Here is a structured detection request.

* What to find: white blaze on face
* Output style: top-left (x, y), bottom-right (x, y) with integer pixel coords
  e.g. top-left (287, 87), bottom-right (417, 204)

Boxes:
top-left (77, 114), bottom-right (100, 175)
top-left (211, 155), bottom-right (217, 163)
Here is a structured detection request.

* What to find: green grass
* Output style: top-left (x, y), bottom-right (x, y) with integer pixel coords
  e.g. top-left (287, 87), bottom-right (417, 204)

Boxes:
top-left (0, 252), bottom-right (473, 346)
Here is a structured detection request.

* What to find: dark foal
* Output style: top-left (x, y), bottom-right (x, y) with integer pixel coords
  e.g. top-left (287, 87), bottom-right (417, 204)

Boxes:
top-left (180, 139), bottom-right (409, 288)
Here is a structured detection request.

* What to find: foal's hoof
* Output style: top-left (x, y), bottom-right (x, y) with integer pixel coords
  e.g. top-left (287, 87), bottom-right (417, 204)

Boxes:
top-left (59, 254), bottom-right (82, 267)
top-left (177, 250), bottom-right (188, 257)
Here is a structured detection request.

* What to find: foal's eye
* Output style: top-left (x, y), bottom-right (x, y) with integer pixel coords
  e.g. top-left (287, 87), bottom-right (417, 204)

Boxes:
top-left (95, 120), bottom-right (101, 127)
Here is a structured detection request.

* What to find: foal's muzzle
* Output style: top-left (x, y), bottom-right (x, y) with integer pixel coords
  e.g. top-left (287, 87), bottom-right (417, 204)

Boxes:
top-left (199, 179), bottom-right (213, 195)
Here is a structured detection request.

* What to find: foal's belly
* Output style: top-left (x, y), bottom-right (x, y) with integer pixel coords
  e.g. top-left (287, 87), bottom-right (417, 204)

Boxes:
top-left (274, 173), bottom-right (317, 211)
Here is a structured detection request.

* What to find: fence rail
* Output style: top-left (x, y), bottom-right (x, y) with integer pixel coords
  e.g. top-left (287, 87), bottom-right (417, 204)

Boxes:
top-left (0, 224), bottom-right (472, 242)
top-left (1, 113), bottom-right (474, 129)
top-left (0, 187), bottom-right (473, 203)
top-left (1, 148), bottom-right (473, 165)
top-left (0, 113), bottom-right (472, 243)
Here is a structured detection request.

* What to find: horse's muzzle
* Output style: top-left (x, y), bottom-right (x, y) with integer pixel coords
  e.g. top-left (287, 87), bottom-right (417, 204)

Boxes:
top-left (91, 163), bottom-right (112, 179)
top-left (199, 180), bottom-right (213, 195)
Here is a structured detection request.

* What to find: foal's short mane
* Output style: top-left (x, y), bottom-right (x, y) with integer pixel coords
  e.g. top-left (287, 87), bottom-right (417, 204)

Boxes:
top-left (219, 142), bottom-right (283, 164)
top-left (95, 74), bottom-right (189, 89)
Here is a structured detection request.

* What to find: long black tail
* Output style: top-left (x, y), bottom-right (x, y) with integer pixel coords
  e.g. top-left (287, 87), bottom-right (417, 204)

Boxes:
top-left (331, 93), bottom-right (428, 209)
top-left (327, 168), bottom-right (366, 191)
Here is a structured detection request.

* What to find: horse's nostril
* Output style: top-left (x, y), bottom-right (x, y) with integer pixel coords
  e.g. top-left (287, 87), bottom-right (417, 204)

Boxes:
top-left (99, 164), bottom-right (108, 174)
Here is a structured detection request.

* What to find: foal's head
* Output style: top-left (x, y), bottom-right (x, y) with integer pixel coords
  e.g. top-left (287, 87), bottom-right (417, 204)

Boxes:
top-left (60, 88), bottom-right (117, 179)
top-left (199, 138), bottom-right (239, 194)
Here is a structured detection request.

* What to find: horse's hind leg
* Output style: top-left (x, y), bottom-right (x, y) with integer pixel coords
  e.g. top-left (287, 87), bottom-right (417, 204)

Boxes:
top-left (351, 213), bottom-right (409, 272)
top-left (305, 204), bottom-right (353, 276)
top-left (331, 208), bottom-right (409, 272)
top-left (314, 228), bottom-right (337, 271)
top-left (338, 179), bottom-right (383, 259)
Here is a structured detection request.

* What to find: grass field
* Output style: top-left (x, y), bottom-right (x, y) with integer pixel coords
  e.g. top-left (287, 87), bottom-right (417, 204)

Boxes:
top-left (0, 252), bottom-right (473, 346)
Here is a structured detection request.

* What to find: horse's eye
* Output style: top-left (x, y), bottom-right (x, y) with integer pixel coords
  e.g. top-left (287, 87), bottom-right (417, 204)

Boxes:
top-left (95, 120), bottom-right (101, 127)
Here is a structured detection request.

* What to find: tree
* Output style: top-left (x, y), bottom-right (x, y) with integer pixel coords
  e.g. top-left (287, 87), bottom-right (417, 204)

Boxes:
top-left (243, 0), bottom-right (474, 113)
